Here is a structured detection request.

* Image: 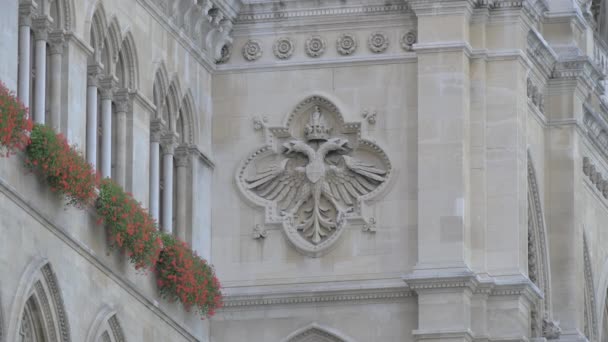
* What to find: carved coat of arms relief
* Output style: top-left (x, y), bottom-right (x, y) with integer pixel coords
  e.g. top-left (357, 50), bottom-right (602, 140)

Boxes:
top-left (236, 96), bottom-right (392, 257)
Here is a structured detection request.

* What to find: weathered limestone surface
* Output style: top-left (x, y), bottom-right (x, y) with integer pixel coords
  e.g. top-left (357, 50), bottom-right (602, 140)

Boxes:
top-left (4, 0), bottom-right (608, 341)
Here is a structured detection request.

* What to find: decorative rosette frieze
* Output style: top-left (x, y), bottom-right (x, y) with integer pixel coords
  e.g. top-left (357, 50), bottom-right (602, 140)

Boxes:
top-left (368, 32), bottom-right (389, 53)
top-left (336, 33), bottom-right (357, 55)
top-left (305, 35), bottom-right (326, 58)
top-left (273, 37), bottom-right (295, 60)
top-left (401, 30), bottom-right (417, 51)
top-left (242, 39), bottom-right (262, 61)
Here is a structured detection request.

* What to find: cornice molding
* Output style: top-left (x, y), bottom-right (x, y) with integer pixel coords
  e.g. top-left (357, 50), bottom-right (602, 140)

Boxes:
top-left (189, 145), bottom-right (215, 169)
top-left (410, 0), bottom-right (476, 17)
top-left (583, 103), bottom-right (608, 161)
top-left (64, 31), bottom-right (94, 56)
top-left (527, 28), bottom-right (558, 78)
top-left (136, 0), bottom-right (218, 72)
top-left (403, 269), bottom-right (543, 305)
top-left (215, 53), bottom-right (417, 74)
top-left (413, 41), bottom-right (474, 57)
top-left (236, 2), bottom-right (411, 23)
top-left (413, 329), bottom-right (475, 342)
top-left (220, 281), bottom-right (414, 310)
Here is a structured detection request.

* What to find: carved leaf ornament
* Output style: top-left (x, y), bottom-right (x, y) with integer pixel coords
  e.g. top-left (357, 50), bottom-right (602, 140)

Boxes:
top-left (236, 96), bottom-right (392, 256)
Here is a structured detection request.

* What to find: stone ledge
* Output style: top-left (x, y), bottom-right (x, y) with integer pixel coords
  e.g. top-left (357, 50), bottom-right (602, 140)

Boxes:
top-left (0, 171), bottom-right (202, 342)
top-left (403, 269), bottom-right (543, 305)
top-left (220, 278), bottom-right (414, 310)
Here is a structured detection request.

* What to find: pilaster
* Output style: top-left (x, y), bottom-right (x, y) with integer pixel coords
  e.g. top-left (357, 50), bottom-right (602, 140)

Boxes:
top-left (543, 67), bottom-right (589, 340)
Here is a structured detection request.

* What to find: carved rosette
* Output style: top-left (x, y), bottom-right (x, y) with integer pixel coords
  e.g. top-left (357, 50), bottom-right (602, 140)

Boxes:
top-left (242, 39), bottom-right (262, 61)
top-left (273, 37), bottom-right (294, 59)
top-left (305, 35), bottom-right (326, 58)
top-left (336, 33), bottom-right (357, 55)
top-left (368, 32), bottom-right (389, 53)
top-left (236, 96), bottom-right (392, 257)
top-left (401, 30), bottom-right (417, 51)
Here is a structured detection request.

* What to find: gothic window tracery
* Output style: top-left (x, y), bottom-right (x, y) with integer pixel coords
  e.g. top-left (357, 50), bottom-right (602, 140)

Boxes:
top-left (527, 152), bottom-right (558, 339)
top-left (10, 260), bottom-right (71, 342)
top-left (150, 66), bottom-right (195, 240)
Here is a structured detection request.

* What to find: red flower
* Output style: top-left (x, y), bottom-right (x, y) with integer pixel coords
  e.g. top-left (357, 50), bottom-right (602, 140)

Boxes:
top-left (156, 234), bottom-right (222, 318)
top-left (24, 124), bottom-right (97, 208)
top-left (0, 82), bottom-right (32, 157)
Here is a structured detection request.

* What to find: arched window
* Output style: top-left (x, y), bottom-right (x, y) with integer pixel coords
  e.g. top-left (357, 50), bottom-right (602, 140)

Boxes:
top-left (7, 258), bottom-right (71, 342)
top-left (584, 235), bottom-right (599, 341)
top-left (17, 0), bottom-right (71, 128)
top-left (148, 71), bottom-right (194, 241)
top-left (85, 306), bottom-right (125, 342)
top-left (528, 152), bottom-right (556, 339)
top-left (281, 323), bottom-right (354, 342)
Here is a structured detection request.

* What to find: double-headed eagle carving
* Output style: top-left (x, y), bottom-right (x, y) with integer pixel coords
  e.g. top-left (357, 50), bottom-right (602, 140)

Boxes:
top-left (244, 106), bottom-right (387, 246)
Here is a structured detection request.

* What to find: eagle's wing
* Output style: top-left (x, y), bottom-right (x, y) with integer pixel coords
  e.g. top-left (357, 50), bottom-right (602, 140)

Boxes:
top-left (245, 158), bottom-right (309, 212)
top-left (325, 155), bottom-right (387, 207)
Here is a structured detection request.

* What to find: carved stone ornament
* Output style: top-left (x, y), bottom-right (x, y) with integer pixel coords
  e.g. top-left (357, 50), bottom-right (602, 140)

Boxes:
top-left (336, 33), bottom-right (358, 55)
top-left (362, 217), bottom-right (377, 233)
top-left (305, 35), bottom-right (327, 58)
top-left (273, 37), bottom-right (295, 60)
top-left (368, 32), bottom-right (389, 53)
top-left (252, 224), bottom-right (268, 239)
top-left (216, 43), bottom-right (232, 64)
top-left (401, 30), bottom-right (417, 51)
top-left (242, 39), bottom-right (262, 61)
top-left (236, 96), bottom-right (392, 257)
top-left (253, 116), bottom-right (268, 131)
top-left (543, 314), bottom-right (562, 340)
top-left (362, 109), bottom-right (377, 124)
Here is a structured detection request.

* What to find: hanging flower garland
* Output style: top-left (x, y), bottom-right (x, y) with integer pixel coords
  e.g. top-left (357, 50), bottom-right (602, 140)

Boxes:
top-left (25, 124), bottom-right (98, 208)
top-left (0, 81), bottom-right (222, 318)
top-left (0, 82), bottom-right (32, 157)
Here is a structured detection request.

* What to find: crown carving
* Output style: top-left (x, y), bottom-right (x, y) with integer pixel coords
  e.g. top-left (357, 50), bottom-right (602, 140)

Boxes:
top-left (304, 106), bottom-right (332, 141)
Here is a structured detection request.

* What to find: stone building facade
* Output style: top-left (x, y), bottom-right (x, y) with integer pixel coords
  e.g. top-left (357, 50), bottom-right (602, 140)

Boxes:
top-left (2, 0), bottom-right (608, 341)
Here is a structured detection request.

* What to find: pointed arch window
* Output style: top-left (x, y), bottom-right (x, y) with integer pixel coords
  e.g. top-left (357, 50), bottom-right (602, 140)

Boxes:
top-left (8, 259), bottom-right (71, 342)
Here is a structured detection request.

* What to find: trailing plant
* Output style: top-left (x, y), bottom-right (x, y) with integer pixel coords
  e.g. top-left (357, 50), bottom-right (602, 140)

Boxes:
top-left (0, 78), bottom-right (223, 318)
top-left (25, 124), bottom-right (97, 207)
top-left (0, 82), bottom-right (32, 157)
top-left (97, 179), bottom-right (163, 270)
top-left (156, 234), bottom-right (222, 318)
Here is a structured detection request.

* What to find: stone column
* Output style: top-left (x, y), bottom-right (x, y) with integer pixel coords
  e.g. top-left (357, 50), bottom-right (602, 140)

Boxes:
top-left (161, 133), bottom-right (177, 234)
top-left (48, 31), bottom-right (64, 132)
top-left (18, 3), bottom-right (36, 106)
top-left (174, 145), bottom-right (190, 241)
top-left (113, 90), bottom-right (130, 187)
top-left (99, 77), bottom-right (115, 179)
top-left (86, 65), bottom-right (102, 168)
top-left (149, 119), bottom-right (164, 223)
top-left (32, 16), bottom-right (51, 125)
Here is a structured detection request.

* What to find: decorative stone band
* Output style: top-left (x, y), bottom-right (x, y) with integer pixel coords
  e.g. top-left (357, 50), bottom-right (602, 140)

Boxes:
top-left (236, 3), bottom-right (410, 23)
top-left (403, 269), bottom-right (543, 306)
top-left (220, 281), bottom-right (414, 310)
top-left (583, 104), bottom-right (608, 162)
top-left (527, 28), bottom-right (557, 78)
top-left (412, 329), bottom-right (474, 342)
top-left (582, 156), bottom-right (608, 199)
top-left (221, 272), bottom-right (543, 310)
